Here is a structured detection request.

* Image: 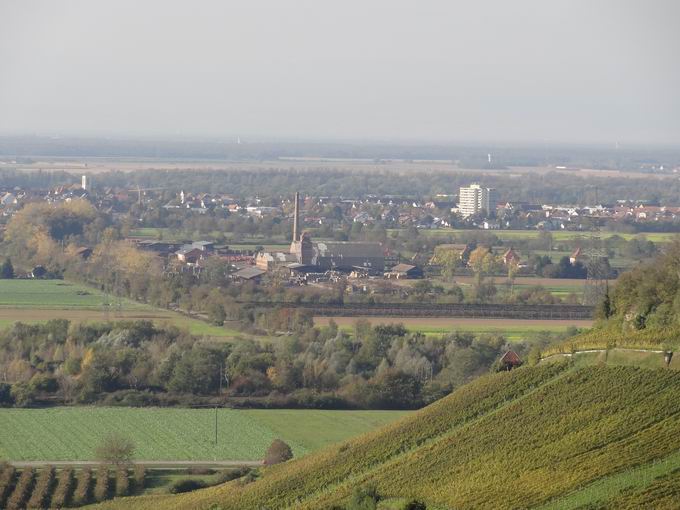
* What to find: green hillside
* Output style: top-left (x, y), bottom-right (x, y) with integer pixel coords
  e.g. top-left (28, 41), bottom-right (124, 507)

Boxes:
top-left (93, 362), bottom-right (680, 509)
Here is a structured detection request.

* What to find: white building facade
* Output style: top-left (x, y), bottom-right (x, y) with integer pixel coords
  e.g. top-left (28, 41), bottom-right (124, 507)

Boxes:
top-left (458, 184), bottom-right (498, 217)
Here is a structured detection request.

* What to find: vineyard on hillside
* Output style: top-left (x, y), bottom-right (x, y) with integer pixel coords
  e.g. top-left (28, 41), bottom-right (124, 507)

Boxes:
top-left (93, 363), bottom-right (680, 510)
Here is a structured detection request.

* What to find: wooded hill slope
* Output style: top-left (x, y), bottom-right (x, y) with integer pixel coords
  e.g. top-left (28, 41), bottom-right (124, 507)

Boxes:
top-left (94, 361), bottom-right (680, 509)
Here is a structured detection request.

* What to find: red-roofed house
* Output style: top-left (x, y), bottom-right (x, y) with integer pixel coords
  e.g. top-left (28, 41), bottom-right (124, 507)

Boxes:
top-left (499, 350), bottom-right (523, 371)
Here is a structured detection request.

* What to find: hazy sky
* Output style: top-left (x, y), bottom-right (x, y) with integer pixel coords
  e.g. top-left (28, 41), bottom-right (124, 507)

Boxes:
top-left (1, 0), bottom-right (679, 144)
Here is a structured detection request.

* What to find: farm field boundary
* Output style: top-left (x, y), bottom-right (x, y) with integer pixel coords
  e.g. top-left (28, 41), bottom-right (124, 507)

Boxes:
top-left (250, 301), bottom-right (594, 320)
top-left (314, 316), bottom-right (593, 340)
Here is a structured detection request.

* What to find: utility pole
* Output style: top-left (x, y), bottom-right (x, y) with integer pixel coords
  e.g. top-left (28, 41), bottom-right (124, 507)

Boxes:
top-left (214, 406), bottom-right (218, 462)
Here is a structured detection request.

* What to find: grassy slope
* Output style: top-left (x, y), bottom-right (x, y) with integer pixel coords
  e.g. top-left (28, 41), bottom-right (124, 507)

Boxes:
top-left (0, 408), bottom-right (407, 461)
top-left (93, 362), bottom-right (680, 510)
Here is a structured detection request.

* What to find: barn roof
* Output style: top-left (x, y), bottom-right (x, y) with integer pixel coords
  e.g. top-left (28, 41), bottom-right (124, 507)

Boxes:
top-left (500, 350), bottom-right (523, 365)
top-left (233, 267), bottom-right (266, 280)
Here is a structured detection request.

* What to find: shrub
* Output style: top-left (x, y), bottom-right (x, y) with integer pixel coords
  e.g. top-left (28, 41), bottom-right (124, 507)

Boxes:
top-left (346, 485), bottom-right (381, 510)
top-left (115, 469), bottom-right (130, 497)
top-left (403, 500), bottom-right (427, 510)
top-left (264, 439), bottom-right (293, 466)
top-left (26, 466), bottom-right (54, 509)
top-left (28, 374), bottom-right (59, 393)
top-left (0, 383), bottom-right (13, 406)
top-left (217, 466), bottom-right (251, 483)
top-left (93, 465), bottom-right (110, 502)
top-left (50, 468), bottom-right (75, 509)
top-left (6, 468), bottom-right (34, 510)
top-left (168, 478), bottom-right (207, 494)
top-left (71, 468), bottom-right (92, 506)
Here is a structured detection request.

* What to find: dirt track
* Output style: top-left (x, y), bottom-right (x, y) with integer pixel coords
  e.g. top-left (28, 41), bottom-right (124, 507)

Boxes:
top-left (9, 460), bottom-right (262, 469)
top-left (0, 308), bottom-right (175, 322)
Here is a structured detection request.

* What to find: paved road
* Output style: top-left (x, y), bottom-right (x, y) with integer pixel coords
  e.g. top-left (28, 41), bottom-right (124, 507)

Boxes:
top-left (9, 460), bottom-right (263, 469)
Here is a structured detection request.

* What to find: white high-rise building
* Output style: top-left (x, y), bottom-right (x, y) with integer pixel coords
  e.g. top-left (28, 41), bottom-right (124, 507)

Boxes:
top-left (81, 175), bottom-right (88, 191)
top-left (458, 184), bottom-right (498, 217)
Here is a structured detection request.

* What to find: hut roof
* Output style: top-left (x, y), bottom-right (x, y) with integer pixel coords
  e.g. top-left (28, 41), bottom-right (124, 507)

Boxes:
top-left (500, 350), bottom-right (523, 366)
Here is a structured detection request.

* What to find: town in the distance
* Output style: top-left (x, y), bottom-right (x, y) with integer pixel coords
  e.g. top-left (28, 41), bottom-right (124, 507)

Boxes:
top-left (1, 141), bottom-right (680, 508)
top-left (2, 1), bottom-right (680, 506)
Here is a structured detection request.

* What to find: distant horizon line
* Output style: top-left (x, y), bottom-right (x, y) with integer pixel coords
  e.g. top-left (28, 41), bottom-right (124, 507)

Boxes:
top-left (0, 132), bottom-right (676, 150)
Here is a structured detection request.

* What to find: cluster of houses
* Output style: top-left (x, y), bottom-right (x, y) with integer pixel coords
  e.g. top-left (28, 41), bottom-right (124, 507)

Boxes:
top-left (4, 176), bottom-right (680, 232)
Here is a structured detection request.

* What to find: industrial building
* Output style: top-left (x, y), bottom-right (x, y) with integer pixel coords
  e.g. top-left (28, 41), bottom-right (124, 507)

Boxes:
top-left (289, 192), bottom-right (385, 273)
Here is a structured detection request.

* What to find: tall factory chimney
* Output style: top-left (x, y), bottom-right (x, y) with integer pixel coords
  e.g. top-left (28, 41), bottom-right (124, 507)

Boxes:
top-left (293, 192), bottom-right (300, 242)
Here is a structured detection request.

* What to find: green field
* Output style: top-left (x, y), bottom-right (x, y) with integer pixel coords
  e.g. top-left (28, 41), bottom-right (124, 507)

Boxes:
top-left (0, 280), bottom-right (233, 338)
top-left (316, 317), bottom-right (591, 342)
top-left (0, 408), bottom-right (408, 462)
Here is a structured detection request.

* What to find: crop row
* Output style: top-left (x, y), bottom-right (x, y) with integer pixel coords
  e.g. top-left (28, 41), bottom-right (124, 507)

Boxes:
top-left (0, 464), bottom-right (17, 508)
top-left (6, 468), bottom-right (34, 510)
top-left (72, 468), bottom-right (92, 506)
top-left (94, 464), bottom-right (110, 502)
top-left (26, 466), bottom-right (54, 508)
top-left (51, 468), bottom-right (75, 508)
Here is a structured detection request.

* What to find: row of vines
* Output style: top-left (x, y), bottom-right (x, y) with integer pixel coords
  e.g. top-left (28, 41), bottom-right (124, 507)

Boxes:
top-left (0, 463), bottom-right (145, 509)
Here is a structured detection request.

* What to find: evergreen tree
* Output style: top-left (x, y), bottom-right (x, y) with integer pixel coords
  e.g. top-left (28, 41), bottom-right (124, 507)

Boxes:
top-left (0, 258), bottom-right (14, 279)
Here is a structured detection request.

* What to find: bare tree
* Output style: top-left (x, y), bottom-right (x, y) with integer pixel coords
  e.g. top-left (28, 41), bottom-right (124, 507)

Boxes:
top-left (95, 433), bottom-right (136, 466)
